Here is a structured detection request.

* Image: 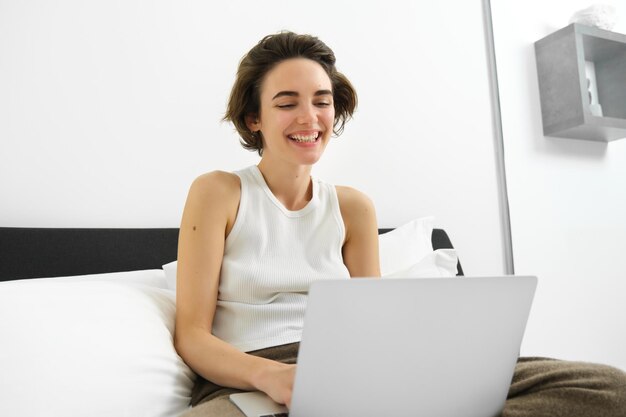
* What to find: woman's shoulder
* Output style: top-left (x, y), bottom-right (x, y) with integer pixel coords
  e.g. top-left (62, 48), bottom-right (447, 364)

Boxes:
top-left (335, 185), bottom-right (374, 208)
top-left (187, 170), bottom-right (241, 205)
top-left (334, 185), bottom-right (376, 224)
top-left (191, 170), bottom-right (239, 190)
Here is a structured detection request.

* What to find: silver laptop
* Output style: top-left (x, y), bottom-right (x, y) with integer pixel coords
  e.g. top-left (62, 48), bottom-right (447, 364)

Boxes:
top-left (230, 276), bottom-right (537, 417)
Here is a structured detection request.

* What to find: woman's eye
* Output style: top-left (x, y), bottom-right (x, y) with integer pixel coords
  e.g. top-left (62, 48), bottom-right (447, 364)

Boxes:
top-left (276, 102), bottom-right (331, 109)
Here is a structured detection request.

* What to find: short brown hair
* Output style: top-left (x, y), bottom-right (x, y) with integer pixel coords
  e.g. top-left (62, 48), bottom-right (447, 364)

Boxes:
top-left (224, 31), bottom-right (358, 155)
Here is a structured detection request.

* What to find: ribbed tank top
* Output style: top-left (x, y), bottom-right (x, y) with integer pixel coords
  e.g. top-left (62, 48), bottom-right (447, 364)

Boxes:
top-left (212, 165), bottom-right (350, 352)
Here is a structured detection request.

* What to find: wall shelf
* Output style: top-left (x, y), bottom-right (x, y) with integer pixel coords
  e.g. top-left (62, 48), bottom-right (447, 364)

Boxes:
top-left (534, 23), bottom-right (626, 142)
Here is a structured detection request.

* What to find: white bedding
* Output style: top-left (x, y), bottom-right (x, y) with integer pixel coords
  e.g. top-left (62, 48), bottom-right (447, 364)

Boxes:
top-left (0, 274), bottom-right (194, 417)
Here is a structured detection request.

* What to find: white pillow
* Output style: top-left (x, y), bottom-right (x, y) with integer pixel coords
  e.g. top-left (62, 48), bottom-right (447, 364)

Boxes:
top-left (24, 268), bottom-right (169, 289)
top-left (0, 280), bottom-right (195, 417)
top-left (383, 249), bottom-right (458, 278)
top-left (162, 261), bottom-right (178, 292)
top-left (378, 216), bottom-right (435, 276)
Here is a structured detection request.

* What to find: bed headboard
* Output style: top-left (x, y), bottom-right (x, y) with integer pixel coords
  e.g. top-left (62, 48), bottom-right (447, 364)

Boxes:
top-left (0, 227), bottom-right (463, 281)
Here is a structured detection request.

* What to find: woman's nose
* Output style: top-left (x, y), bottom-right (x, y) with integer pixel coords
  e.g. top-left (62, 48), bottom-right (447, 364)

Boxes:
top-left (296, 104), bottom-right (317, 124)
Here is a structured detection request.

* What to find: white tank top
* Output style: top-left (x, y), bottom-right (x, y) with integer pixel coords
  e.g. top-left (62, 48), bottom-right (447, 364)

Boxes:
top-left (211, 165), bottom-right (350, 352)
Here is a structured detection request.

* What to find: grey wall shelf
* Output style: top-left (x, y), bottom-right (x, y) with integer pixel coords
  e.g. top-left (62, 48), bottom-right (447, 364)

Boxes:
top-left (535, 23), bottom-right (626, 142)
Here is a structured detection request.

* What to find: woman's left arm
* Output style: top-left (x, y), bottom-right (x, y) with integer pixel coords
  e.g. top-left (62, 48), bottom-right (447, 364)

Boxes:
top-left (336, 186), bottom-right (381, 278)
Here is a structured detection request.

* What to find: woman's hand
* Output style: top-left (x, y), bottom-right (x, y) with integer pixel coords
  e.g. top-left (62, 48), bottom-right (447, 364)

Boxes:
top-left (254, 362), bottom-right (297, 408)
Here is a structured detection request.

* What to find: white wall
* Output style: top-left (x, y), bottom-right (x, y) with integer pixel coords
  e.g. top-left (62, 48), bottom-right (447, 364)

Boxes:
top-left (491, 0), bottom-right (626, 370)
top-left (0, 0), bottom-right (505, 276)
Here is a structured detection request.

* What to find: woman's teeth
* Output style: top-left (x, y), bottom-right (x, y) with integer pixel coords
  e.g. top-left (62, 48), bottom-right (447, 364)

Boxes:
top-left (289, 133), bottom-right (319, 142)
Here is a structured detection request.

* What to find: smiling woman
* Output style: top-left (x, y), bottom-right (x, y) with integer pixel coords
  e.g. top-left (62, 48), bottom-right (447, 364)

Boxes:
top-left (174, 31), bottom-right (381, 417)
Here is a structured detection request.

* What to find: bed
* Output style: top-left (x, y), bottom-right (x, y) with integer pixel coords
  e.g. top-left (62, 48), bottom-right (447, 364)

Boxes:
top-left (0, 218), bottom-right (462, 417)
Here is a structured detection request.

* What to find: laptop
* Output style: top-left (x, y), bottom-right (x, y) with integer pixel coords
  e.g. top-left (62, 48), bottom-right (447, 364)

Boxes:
top-left (230, 276), bottom-right (537, 417)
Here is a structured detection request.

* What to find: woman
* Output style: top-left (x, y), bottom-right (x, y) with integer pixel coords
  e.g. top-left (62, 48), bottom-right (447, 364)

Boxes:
top-left (175, 31), bottom-right (626, 417)
top-left (175, 31), bottom-right (380, 416)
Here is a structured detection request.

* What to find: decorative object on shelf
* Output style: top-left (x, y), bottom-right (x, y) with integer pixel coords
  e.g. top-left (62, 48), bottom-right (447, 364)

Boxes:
top-left (585, 61), bottom-right (604, 117)
top-left (569, 4), bottom-right (617, 30)
top-left (534, 23), bottom-right (626, 142)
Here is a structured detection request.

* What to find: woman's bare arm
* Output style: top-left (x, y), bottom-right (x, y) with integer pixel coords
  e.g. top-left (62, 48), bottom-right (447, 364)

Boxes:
top-left (336, 186), bottom-right (381, 278)
top-left (174, 171), bottom-right (295, 406)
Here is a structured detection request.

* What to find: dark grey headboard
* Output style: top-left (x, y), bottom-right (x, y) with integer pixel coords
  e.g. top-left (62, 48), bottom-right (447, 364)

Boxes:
top-left (0, 227), bottom-right (463, 281)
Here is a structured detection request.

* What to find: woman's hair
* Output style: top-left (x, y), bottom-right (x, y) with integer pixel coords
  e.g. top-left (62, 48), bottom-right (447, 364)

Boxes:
top-left (224, 31), bottom-right (358, 155)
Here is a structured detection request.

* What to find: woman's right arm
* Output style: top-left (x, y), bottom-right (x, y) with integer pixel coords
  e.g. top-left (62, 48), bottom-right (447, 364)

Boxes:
top-left (174, 171), bottom-right (295, 407)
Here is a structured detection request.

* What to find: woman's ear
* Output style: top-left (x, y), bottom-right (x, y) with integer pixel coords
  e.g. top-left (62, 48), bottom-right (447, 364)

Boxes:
top-left (245, 114), bottom-right (260, 132)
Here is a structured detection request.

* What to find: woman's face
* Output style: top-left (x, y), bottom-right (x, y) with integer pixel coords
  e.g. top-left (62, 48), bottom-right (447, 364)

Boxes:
top-left (250, 58), bottom-right (335, 167)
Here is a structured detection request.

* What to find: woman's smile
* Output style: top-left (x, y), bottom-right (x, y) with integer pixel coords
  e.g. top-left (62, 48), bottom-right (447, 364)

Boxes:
top-left (287, 131), bottom-right (321, 144)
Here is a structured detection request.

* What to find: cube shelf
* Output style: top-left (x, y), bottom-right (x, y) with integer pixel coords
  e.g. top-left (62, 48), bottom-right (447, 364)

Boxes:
top-left (535, 23), bottom-right (626, 142)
